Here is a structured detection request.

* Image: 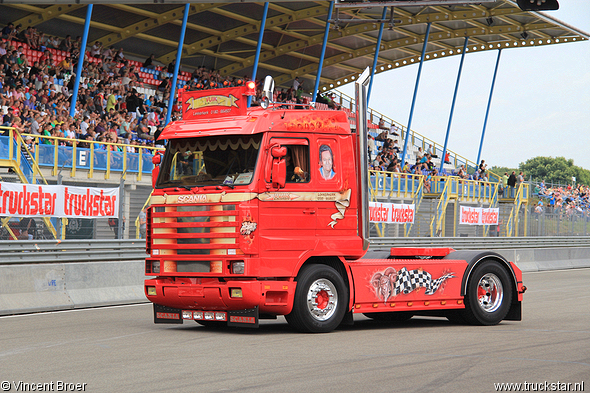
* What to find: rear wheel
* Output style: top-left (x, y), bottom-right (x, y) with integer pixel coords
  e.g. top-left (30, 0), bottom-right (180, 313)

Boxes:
top-left (285, 264), bottom-right (348, 333)
top-left (462, 260), bottom-right (512, 325)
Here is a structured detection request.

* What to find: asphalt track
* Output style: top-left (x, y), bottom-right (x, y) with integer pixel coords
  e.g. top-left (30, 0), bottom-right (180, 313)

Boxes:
top-left (0, 269), bottom-right (588, 393)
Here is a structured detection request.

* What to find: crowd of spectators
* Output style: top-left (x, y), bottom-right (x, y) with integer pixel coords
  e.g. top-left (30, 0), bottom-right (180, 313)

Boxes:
top-left (1, 19), bottom-right (327, 156)
top-left (368, 128), bottom-right (466, 191)
top-left (532, 180), bottom-right (590, 217)
top-left (0, 28), bottom-right (175, 152)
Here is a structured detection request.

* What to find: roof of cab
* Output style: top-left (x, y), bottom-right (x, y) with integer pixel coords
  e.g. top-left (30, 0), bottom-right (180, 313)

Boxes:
top-left (159, 106), bottom-right (353, 140)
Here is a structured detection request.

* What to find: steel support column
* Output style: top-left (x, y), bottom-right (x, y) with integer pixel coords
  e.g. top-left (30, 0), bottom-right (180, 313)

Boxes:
top-left (367, 7), bottom-right (388, 104)
top-left (69, 4), bottom-right (93, 118)
top-left (312, 1), bottom-right (334, 103)
top-left (165, 3), bottom-right (190, 126)
top-left (401, 23), bottom-right (431, 166)
top-left (248, 2), bottom-right (269, 107)
top-left (476, 49), bottom-right (502, 166)
top-left (440, 37), bottom-right (469, 172)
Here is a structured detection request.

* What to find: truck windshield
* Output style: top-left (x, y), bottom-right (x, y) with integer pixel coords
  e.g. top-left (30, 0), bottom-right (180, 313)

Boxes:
top-left (156, 135), bottom-right (262, 188)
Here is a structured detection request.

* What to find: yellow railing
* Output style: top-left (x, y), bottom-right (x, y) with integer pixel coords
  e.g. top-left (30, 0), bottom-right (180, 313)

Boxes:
top-left (134, 190), bottom-right (153, 239)
top-left (19, 133), bottom-right (165, 181)
top-left (430, 179), bottom-right (451, 237)
top-left (369, 170), bottom-right (424, 200)
top-left (505, 183), bottom-right (530, 237)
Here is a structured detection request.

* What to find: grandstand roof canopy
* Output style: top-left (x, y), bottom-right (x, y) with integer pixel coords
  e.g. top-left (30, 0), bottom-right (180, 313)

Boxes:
top-left (1, 0), bottom-right (588, 91)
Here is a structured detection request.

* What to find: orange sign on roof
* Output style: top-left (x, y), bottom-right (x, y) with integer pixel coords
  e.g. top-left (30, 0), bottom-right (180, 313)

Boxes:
top-left (180, 86), bottom-right (248, 120)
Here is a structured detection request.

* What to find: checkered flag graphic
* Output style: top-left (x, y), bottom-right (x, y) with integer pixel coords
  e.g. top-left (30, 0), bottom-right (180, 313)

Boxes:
top-left (394, 267), bottom-right (455, 296)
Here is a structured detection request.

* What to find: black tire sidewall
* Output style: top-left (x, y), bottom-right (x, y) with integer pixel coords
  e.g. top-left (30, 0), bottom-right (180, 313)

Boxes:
top-left (464, 260), bottom-right (512, 325)
top-left (288, 264), bottom-right (348, 333)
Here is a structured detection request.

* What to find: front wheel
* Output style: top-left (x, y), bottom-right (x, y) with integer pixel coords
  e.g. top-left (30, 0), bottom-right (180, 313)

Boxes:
top-left (285, 264), bottom-right (348, 333)
top-left (462, 260), bottom-right (513, 325)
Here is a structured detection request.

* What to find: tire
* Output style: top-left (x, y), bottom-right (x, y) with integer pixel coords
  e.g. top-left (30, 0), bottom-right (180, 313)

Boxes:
top-left (363, 312), bottom-right (413, 322)
top-left (285, 264), bottom-right (348, 333)
top-left (462, 260), bottom-right (512, 326)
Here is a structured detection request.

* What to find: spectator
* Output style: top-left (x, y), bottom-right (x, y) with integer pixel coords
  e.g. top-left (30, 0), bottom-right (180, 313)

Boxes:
top-left (59, 35), bottom-right (73, 52)
top-left (1, 22), bottom-right (15, 39)
top-left (143, 54), bottom-right (156, 69)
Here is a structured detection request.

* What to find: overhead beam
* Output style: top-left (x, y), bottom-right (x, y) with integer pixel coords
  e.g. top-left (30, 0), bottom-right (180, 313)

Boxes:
top-left (11, 4), bottom-right (84, 28)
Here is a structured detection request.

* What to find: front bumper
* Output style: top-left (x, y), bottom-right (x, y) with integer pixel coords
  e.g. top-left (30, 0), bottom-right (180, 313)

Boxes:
top-left (145, 277), bottom-right (296, 316)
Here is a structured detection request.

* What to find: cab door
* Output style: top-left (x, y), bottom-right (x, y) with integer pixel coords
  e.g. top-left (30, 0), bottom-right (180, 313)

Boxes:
top-left (257, 137), bottom-right (317, 255)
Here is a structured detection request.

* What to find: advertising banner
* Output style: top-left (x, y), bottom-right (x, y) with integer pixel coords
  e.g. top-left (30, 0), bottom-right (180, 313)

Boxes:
top-left (0, 182), bottom-right (119, 218)
top-left (460, 206), bottom-right (499, 226)
top-left (180, 87), bottom-right (246, 120)
top-left (369, 202), bottom-right (415, 224)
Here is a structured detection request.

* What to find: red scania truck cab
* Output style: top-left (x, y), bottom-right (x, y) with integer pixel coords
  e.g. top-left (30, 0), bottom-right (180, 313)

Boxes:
top-left (144, 70), bottom-right (525, 332)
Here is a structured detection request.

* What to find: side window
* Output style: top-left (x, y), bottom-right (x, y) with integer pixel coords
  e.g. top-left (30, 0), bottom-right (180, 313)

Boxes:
top-left (317, 142), bottom-right (337, 181)
top-left (285, 145), bottom-right (310, 183)
top-left (269, 138), bottom-right (310, 183)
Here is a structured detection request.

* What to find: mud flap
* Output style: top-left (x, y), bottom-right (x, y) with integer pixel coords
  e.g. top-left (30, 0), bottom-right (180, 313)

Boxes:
top-left (227, 306), bottom-right (259, 328)
top-left (505, 301), bottom-right (522, 321)
top-left (153, 304), bottom-right (183, 324)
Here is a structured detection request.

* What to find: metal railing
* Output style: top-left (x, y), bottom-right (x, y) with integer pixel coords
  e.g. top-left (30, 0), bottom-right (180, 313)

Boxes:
top-left (2, 237), bottom-right (589, 265)
top-left (2, 131), bottom-right (165, 181)
top-left (0, 239), bottom-right (147, 264)
top-left (369, 236), bottom-right (590, 250)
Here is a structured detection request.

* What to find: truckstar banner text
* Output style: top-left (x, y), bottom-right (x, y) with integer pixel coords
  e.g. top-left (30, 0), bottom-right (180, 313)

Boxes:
top-left (368, 202), bottom-right (415, 224)
top-left (0, 182), bottom-right (119, 218)
top-left (460, 206), bottom-right (499, 225)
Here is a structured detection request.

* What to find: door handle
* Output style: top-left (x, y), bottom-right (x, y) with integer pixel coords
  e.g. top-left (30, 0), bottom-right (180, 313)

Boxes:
top-left (303, 209), bottom-right (316, 215)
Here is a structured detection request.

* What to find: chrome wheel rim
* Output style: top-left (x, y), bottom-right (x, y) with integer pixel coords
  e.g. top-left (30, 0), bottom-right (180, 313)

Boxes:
top-left (306, 278), bottom-right (338, 321)
top-left (477, 273), bottom-right (503, 313)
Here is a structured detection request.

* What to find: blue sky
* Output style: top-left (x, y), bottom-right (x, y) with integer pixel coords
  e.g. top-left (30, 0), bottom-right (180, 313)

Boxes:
top-left (339, 3), bottom-right (590, 171)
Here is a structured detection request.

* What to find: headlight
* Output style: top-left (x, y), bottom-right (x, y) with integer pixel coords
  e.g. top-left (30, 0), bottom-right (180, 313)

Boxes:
top-left (147, 286), bottom-right (157, 296)
top-left (152, 261), bottom-right (160, 273)
top-left (231, 261), bottom-right (245, 274)
top-left (215, 312), bottom-right (227, 321)
top-left (182, 310), bottom-right (193, 319)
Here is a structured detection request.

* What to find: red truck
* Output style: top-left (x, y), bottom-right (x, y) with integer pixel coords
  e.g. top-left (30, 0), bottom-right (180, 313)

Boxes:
top-left (144, 70), bottom-right (525, 332)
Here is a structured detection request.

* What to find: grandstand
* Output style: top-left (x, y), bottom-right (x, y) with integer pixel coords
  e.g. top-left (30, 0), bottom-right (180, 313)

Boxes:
top-left (1, 1), bottom-right (587, 240)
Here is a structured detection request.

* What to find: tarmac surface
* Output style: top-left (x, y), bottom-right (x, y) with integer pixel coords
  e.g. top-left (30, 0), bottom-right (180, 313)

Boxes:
top-left (0, 268), bottom-right (588, 393)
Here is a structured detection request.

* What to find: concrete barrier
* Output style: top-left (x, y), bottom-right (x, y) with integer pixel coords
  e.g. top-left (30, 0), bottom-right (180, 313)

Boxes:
top-left (496, 247), bottom-right (590, 272)
top-left (64, 261), bottom-right (147, 308)
top-left (0, 261), bottom-right (147, 316)
top-left (0, 264), bottom-right (73, 315)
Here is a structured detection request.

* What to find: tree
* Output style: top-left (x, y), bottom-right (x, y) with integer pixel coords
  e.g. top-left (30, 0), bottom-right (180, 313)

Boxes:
top-left (490, 166), bottom-right (518, 179)
top-left (519, 156), bottom-right (590, 186)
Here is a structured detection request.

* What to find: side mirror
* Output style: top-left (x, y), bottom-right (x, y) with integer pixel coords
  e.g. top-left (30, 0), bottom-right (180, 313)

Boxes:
top-left (272, 156), bottom-right (286, 189)
top-left (152, 166), bottom-right (160, 189)
top-left (261, 75), bottom-right (275, 109)
top-left (152, 153), bottom-right (161, 165)
top-left (265, 144), bottom-right (286, 188)
top-left (152, 153), bottom-right (161, 189)
top-left (271, 145), bottom-right (286, 159)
